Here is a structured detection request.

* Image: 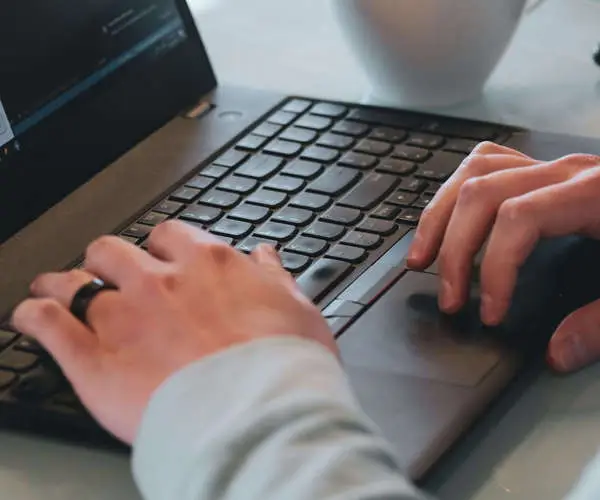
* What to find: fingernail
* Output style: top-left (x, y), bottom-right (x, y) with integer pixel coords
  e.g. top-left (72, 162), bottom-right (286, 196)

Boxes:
top-left (407, 234), bottom-right (423, 264)
top-left (481, 294), bottom-right (500, 325)
top-left (439, 280), bottom-right (455, 311)
top-left (551, 333), bottom-right (592, 372)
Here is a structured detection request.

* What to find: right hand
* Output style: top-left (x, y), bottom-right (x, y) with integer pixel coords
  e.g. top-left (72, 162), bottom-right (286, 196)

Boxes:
top-left (406, 142), bottom-right (600, 373)
top-left (12, 222), bottom-right (336, 445)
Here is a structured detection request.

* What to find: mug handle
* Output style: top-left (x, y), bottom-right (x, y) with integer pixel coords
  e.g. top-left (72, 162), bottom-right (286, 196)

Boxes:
top-left (525, 0), bottom-right (547, 13)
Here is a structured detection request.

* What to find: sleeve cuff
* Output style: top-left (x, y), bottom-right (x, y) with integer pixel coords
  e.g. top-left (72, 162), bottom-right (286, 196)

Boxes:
top-left (131, 336), bottom-right (357, 500)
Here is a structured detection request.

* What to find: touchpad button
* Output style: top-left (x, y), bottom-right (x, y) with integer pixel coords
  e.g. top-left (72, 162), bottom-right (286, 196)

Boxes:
top-left (338, 272), bottom-right (503, 387)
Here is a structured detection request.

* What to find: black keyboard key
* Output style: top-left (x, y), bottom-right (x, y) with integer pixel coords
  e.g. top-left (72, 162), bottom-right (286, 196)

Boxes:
top-left (268, 111), bottom-right (297, 126)
top-left (217, 176), bottom-right (258, 194)
top-left (376, 159), bottom-right (416, 176)
top-left (229, 204), bottom-right (270, 224)
top-left (296, 259), bottom-right (352, 302)
top-left (283, 99), bottom-right (312, 114)
top-left (338, 173), bottom-right (399, 210)
top-left (370, 127), bottom-right (407, 144)
top-left (425, 182), bottom-right (443, 195)
top-left (236, 134), bottom-right (269, 152)
top-left (354, 139), bottom-right (393, 157)
top-left (414, 151), bottom-right (465, 181)
top-left (281, 160), bottom-right (324, 179)
top-left (371, 204), bottom-right (402, 220)
top-left (0, 349), bottom-right (39, 373)
top-left (120, 235), bottom-right (140, 245)
top-left (393, 146), bottom-right (431, 162)
top-left (279, 127), bottom-right (318, 144)
top-left (139, 212), bottom-right (169, 227)
top-left (332, 121), bottom-right (370, 137)
top-left (170, 187), bottom-right (202, 203)
top-left (154, 200), bottom-right (184, 215)
top-left (255, 222), bottom-right (298, 242)
top-left (12, 367), bottom-right (62, 401)
top-left (247, 189), bottom-right (289, 209)
top-left (301, 146), bottom-right (340, 164)
top-left (317, 133), bottom-right (355, 150)
top-left (347, 108), bottom-right (423, 129)
top-left (263, 140), bottom-right (303, 158)
top-left (398, 178), bottom-right (428, 193)
top-left (179, 205), bottom-right (223, 224)
top-left (202, 165), bottom-right (230, 179)
top-left (286, 237), bottom-right (329, 257)
top-left (304, 222), bottom-right (346, 241)
top-left (264, 175), bottom-right (306, 194)
top-left (444, 138), bottom-right (480, 154)
top-left (320, 206), bottom-right (362, 226)
top-left (0, 329), bottom-right (17, 350)
top-left (290, 193), bottom-right (332, 211)
top-left (0, 370), bottom-right (16, 390)
top-left (252, 122), bottom-right (283, 139)
top-left (53, 391), bottom-right (83, 410)
top-left (386, 191), bottom-right (419, 207)
top-left (358, 218), bottom-right (398, 236)
top-left (237, 237), bottom-right (278, 254)
top-left (272, 207), bottom-right (314, 226)
top-left (398, 208), bottom-right (422, 224)
top-left (342, 231), bottom-right (383, 250)
top-left (199, 190), bottom-right (241, 209)
top-left (307, 167), bottom-right (361, 196)
top-left (338, 151), bottom-right (378, 170)
top-left (122, 224), bottom-right (152, 239)
top-left (326, 245), bottom-right (367, 264)
top-left (413, 194), bottom-right (434, 209)
top-left (310, 103), bottom-right (348, 118)
top-left (214, 150), bottom-right (248, 168)
top-left (295, 115), bottom-right (332, 131)
top-left (236, 155), bottom-right (284, 180)
top-left (211, 219), bottom-right (253, 239)
top-left (422, 120), bottom-right (497, 141)
top-left (14, 338), bottom-right (44, 354)
top-left (406, 133), bottom-right (445, 149)
top-left (185, 175), bottom-right (215, 191)
top-left (280, 252), bottom-right (311, 273)
top-left (215, 236), bottom-right (235, 246)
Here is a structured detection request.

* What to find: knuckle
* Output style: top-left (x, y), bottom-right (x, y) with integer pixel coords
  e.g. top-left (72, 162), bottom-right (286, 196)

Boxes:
top-left (86, 235), bottom-right (119, 259)
top-left (458, 154), bottom-right (487, 177)
top-left (563, 153), bottom-right (600, 167)
top-left (206, 241), bottom-right (236, 266)
top-left (457, 177), bottom-right (492, 205)
top-left (471, 141), bottom-right (500, 155)
top-left (497, 199), bottom-right (531, 225)
top-left (15, 298), bottom-right (62, 328)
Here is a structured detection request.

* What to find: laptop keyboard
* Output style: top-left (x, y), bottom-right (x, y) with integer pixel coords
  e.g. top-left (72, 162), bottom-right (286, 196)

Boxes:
top-left (0, 98), bottom-right (512, 441)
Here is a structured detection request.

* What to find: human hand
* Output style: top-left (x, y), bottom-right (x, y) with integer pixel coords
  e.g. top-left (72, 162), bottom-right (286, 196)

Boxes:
top-left (11, 221), bottom-right (336, 444)
top-left (406, 141), bottom-right (600, 373)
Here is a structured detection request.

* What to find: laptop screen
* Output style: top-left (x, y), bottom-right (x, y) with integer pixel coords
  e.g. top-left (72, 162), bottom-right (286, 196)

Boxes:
top-left (0, 0), bottom-right (216, 243)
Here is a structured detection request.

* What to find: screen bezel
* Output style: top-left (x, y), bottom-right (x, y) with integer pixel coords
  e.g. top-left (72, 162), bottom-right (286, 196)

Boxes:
top-left (0, 0), bottom-right (217, 243)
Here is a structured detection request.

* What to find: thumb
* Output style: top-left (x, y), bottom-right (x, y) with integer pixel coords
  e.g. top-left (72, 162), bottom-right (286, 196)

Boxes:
top-left (547, 298), bottom-right (600, 373)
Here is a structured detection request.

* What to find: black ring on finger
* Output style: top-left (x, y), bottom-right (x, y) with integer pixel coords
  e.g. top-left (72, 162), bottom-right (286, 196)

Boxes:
top-left (70, 278), bottom-right (118, 326)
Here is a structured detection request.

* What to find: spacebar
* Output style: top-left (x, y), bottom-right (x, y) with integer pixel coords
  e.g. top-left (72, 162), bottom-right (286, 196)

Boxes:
top-left (338, 230), bottom-right (415, 305)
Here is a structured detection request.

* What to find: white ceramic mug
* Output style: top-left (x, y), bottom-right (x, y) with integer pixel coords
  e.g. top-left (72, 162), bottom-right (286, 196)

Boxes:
top-left (332, 0), bottom-right (547, 108)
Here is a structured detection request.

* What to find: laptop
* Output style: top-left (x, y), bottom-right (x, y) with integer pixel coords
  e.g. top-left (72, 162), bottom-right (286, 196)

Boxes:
top-left (0, 0), bottom-right (599, 481)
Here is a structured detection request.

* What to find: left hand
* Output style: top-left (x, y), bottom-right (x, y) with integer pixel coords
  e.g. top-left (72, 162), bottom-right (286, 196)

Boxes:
top-left (406, 141), bottom-right (600, 373)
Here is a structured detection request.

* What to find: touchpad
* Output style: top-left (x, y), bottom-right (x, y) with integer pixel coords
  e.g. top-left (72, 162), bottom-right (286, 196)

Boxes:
top-left (337, 272), bottom-right (504, 387)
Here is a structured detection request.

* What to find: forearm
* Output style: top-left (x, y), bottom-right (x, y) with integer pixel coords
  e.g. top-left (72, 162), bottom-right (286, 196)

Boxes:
top-left (132, 337), bottom-right (432, 500)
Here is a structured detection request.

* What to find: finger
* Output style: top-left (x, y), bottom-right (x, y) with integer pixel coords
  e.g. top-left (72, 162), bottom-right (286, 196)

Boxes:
top-left (250, 244), bottom-right (296, 286)
top-left (547, 299), bottom-right (600, 373)
top-left (480, 173), bottom-right (600, 325)
top-left (437, 161), bottom-right (570, 313)
top-left (30, 269), bottom-right (121, 327)
top-left (12, 298), bottom-right (100, 378)
top-left (84, 235), bottom-right (161, 288)
top-left (147, 220), bottom-right (223, 262)
top-left (470, 141), bottom-right (533, 159)
top-left (407, 153), bottom-right (539, 270)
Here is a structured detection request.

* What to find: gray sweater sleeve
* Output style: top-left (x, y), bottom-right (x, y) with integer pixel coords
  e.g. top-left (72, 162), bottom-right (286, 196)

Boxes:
top-left (131, 336), bottom-right (432, 500)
